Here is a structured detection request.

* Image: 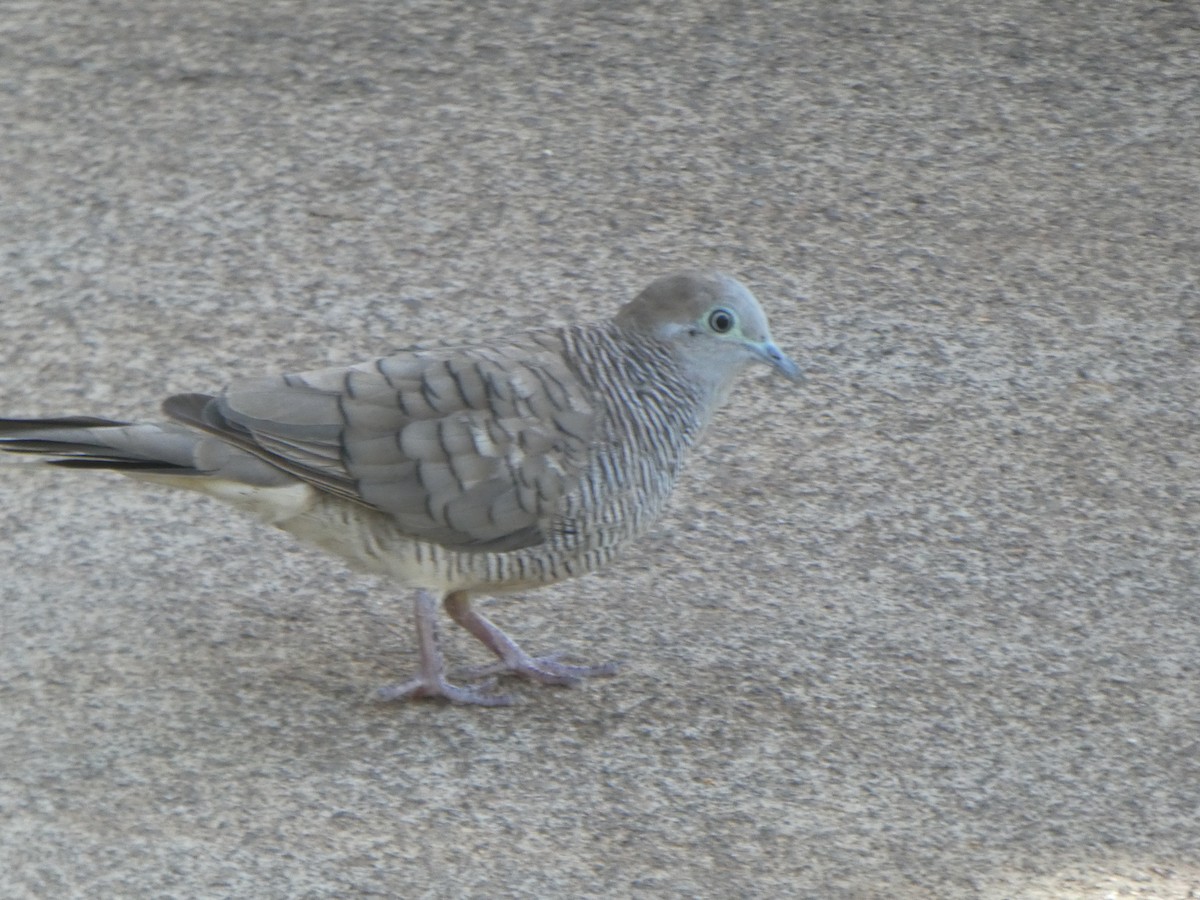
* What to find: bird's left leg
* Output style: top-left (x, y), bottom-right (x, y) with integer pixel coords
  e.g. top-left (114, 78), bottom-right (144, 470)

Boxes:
top-left (444, 591), bottom-right (619, 687)
top-left (375, 589), bottom-right (515, 705)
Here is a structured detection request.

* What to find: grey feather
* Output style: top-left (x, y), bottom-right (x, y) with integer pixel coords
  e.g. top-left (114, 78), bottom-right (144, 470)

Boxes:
top-left (1, 271), bottom-right (801, 705)
top-left (169, 340), bottom-right (600, 552)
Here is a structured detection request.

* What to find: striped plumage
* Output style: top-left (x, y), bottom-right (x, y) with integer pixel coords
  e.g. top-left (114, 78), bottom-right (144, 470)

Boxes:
top-left (1, 271), bottom-right (799, 705)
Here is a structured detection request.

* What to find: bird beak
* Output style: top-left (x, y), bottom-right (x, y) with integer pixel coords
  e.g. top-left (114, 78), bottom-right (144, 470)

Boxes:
top-left (757, 342), bottom-right (803, 382)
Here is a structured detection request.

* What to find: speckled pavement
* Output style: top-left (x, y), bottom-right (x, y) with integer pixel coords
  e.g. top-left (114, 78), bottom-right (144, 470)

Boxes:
top-left (1, 3), bottom-right (1197, 897)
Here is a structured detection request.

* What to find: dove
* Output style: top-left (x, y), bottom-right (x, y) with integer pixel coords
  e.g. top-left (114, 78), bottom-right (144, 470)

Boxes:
top-left (0, 271), bottom-right (800, 705)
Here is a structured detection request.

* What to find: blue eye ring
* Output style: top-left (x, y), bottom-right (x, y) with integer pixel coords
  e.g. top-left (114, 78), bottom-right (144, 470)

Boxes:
top-left (708, 308), bottom-right (735, 334)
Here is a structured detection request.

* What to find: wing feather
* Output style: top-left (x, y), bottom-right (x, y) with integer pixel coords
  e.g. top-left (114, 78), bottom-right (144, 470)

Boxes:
top-left (166, 338), bottom-right (598, 552)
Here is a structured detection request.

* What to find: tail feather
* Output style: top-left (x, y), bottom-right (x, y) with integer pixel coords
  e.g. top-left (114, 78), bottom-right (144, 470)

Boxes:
top-left (0, 416), bottom-right (128, 431)
top-left (43, 457), bottom-right (194, 472)
top-left (0, 417), bottom-right (201, 473)
top-left (0, 415), bottom-right (299, 488)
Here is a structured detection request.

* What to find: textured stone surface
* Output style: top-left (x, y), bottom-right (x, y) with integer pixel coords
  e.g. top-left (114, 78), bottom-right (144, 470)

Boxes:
top-left (1, 2), bottom-right (1197, 897)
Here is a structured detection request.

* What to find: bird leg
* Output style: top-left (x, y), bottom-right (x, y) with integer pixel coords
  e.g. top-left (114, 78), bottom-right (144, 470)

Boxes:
top-left (444, 592), bottom-right (619, 686)
top-left (376, 589), bottom-right (515, 706)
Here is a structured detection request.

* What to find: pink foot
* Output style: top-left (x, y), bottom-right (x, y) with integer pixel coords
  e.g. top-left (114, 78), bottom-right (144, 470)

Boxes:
top-left (375, 590), bottom-right (516, 706)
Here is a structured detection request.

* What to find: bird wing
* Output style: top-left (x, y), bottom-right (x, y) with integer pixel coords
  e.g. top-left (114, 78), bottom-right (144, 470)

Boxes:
top-left (164, 335), bottom-right (599, 552)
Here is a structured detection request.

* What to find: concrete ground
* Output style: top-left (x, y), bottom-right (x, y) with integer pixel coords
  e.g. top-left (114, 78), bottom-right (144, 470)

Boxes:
top-left (1, 2), bottom-right (1197, 897)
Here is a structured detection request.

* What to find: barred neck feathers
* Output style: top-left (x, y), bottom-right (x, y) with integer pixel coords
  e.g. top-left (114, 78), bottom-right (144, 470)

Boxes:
top-left (561, 321), bottom-right (709, 447)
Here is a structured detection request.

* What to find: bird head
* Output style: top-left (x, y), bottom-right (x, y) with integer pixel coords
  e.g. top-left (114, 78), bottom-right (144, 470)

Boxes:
top-left (615, 271), bottom-right (802, 397)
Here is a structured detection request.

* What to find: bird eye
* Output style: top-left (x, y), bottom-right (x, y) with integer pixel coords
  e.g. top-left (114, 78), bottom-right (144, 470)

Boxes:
top-left (708, 308), bottom-right (735, 334)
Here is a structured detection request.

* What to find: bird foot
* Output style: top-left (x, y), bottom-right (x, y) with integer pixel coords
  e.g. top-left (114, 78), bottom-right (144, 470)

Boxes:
top-left (375, 674), bottom-right (515, 707)
top-left (378, 591), bottom-right (619, 704)
top-left (374, 589), bottom-right (519, 706)
top-left (461, 651), bottom-right (619, 687)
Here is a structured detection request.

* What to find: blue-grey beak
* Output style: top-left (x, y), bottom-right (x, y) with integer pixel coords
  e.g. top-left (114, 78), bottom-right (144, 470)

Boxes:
top-left (758, 342), bottom-right (803, 382)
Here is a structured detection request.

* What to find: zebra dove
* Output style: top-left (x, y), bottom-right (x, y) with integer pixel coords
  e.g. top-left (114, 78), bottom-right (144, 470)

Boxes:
top-left (0, 271), bottom-right (799, 705)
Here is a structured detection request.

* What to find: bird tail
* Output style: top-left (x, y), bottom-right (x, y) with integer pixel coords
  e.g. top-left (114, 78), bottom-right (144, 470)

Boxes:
top-left (2, 411), bottom-right (314, 524)
top-left (0, 416), bottom-right (208, 473)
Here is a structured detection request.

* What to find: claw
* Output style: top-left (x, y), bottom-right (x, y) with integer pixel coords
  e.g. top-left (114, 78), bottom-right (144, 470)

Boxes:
top-left (461, 653), bottom-right (619, 686)
top-left (378, 590), bottom-right (616, 707)
top-left (375, 589), bottom-right (516, 706)
top-left (376, 675), bottom-right (514, 707)
top-left (445, 593), bottom-right (618, 689)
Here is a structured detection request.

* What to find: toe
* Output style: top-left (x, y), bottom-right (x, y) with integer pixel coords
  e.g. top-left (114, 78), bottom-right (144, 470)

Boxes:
top-left (375, 675), bottom-right (515, 706)
top-left (459, 654), bottom-right (619, 686)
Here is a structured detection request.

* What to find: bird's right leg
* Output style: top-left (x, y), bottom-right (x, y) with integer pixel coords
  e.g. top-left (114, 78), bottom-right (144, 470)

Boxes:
top-left (375, 589), bottom-right (515, 706)
top-left (445, 591), bottom-right (618, 686)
